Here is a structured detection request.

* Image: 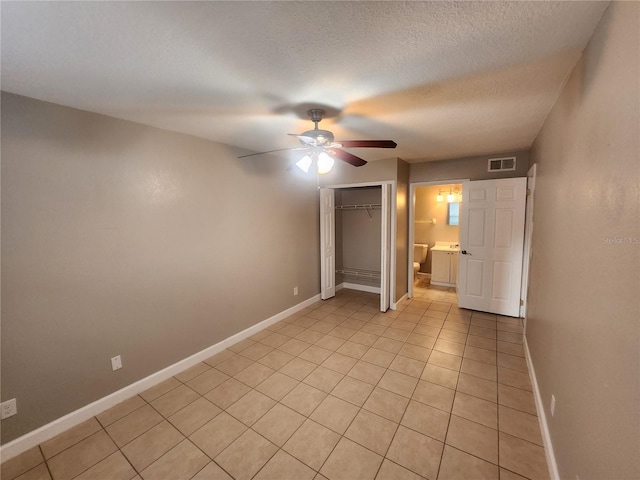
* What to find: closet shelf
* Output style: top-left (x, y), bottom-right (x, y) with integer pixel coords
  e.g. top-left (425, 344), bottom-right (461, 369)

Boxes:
top-left (335, 204), bottom-right (382, 210)
top-left (336, 267), bottom-right (381, 279)
top-left (336, 203), bottom-right (381, 219)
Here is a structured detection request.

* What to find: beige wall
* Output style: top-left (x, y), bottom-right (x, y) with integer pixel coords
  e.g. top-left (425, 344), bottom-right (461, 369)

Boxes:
top-left (0, 93), bottom-right (321, 443)
top-left (321, 157), bottom-right (399, 185)
top-left (414, 185), bottom-right (460, 273)
top-left (395, 160), bottom-right (410, 301)
top-left (410, 150), bottom-right (529, 183)
top-left (526, 3), bottom-right (639, 479)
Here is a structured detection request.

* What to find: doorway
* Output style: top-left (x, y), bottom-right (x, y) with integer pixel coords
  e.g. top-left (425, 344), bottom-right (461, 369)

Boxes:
top-left (320, 182), bottom-right (394, 312)
top-left (408, 180), bottom-right (468, 299)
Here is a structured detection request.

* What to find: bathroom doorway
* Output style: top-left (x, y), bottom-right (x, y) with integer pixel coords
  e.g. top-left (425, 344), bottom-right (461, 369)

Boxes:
top-left (408, 180), bottom-right (468, 299)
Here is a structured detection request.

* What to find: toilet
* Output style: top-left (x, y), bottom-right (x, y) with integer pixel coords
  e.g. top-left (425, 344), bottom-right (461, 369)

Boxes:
top-left (413, 243), bottom-right (429, 279)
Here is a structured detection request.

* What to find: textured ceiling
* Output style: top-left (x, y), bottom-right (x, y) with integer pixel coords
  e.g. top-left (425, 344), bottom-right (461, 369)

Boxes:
top-left (1, 1), bottom-right (608, 163)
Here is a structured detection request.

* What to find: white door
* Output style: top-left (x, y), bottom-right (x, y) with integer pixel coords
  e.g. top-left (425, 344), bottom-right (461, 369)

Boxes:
top-left (458, 178), bottom-right (527, 317)
top-left (320, 188), bottom-right (336, 300)
top-left (380, 184), bottom-right (391, 312)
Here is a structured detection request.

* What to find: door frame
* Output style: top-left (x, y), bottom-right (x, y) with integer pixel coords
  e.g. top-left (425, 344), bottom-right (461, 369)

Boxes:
top-left (325, 181), bottom-right (396, 311)
top-left (408, 179), bottom-right (470, 299)
top-left (520, 164), bottom-right (537, 323)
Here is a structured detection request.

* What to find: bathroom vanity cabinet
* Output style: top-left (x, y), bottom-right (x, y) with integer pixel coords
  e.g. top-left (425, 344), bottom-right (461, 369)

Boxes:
top-left (431, 250), bottom-right (459, 287)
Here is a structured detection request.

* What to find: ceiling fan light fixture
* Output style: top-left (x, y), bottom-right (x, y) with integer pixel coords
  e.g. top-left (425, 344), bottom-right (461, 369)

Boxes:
top-left (317, 152), bottom-right (334, 174)
top-left (296, 155), bottom-right (312, 173)
top-left (238, 107), bottom-right (395, 170)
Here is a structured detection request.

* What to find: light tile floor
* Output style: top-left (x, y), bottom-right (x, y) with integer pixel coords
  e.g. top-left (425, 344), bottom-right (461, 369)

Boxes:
top-left (2, 284), bottom-right (550, 480)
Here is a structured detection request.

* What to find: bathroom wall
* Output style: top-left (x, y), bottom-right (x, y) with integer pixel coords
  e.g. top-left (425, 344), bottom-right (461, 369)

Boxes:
top-left (1, 92), bottom-right (321, 444)
top-left (526, 2), bottom-right (639, 478)
top-left (414, 184), bottom-right (461, 273)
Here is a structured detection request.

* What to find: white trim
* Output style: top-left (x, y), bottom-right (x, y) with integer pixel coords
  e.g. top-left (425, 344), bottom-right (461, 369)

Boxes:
top-left (326, 181), bottom-right (391, 189)
top-left (342, 282), bottom-right (380, 294)
top-left (524, 336), bottom-right (560, 480)
top-left (430, 280), bottom-right (456, 288)
top-left (389, 182), bottom-right (397, 310)
top-left (391, 292), bottom-right (408, 311)
top-left (0, 294), bottom-right (321, 463)
top-left (520, 164), bottom-right (537, 323)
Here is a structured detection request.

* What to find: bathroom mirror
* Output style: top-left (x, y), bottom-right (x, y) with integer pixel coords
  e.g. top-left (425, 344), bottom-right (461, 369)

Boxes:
top-left (447, 202), bottom-right (460, 226)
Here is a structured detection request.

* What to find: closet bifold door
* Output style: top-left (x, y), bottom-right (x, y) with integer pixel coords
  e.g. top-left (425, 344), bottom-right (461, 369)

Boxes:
top-left (320, 188), bottom-right (336, 299)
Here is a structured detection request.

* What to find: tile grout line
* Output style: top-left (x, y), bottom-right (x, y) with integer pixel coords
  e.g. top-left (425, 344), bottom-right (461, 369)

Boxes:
top-left (24, 286), bottom-right (543, 480)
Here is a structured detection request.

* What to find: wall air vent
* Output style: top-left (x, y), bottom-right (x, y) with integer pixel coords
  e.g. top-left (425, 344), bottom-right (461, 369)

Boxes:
top-left (488, 156), bottom-right (516, 172)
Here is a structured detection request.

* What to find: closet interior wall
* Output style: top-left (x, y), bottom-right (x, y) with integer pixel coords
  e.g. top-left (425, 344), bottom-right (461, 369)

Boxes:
top-left (335, 186), bottom-right (382, 290)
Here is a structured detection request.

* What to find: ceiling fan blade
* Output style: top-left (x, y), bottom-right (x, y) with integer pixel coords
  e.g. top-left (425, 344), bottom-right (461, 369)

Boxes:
top-left (328, 148), bottom-right (367, 167)
top-left (337, 140), bottom-right (397, 149)
top-left (287, 133), bottom-right (315, 145)
top-left (237, 147), bottom-right (306, 159)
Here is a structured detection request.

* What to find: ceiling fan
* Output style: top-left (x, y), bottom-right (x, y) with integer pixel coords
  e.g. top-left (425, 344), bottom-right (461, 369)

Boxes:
top-left (238, 109), bottom-right (397, 173)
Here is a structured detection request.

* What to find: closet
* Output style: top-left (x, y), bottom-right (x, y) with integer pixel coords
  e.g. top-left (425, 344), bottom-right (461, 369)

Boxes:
top-left (320, 184), bottom-right (392, 312)
top-left (336, 186), bottom-right (382, 288)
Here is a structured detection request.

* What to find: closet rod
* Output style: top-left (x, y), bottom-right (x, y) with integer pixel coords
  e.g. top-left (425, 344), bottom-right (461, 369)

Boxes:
top-left (335, 204), bottom-right (382, 210)
top-left (336, 203), bottom-right (381, 219)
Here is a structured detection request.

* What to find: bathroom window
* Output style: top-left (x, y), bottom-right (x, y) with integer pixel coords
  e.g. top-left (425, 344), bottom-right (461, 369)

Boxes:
top-left (447, 202), bottom-right (460, 226)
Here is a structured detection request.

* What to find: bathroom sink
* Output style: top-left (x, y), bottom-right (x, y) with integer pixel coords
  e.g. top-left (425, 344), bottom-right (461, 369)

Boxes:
top-left (431, 241), bottom-right (460, 252)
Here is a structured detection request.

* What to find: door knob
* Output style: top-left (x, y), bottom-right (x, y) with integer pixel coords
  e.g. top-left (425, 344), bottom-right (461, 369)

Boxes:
top-left (461, 250), bottom-right (471, 255)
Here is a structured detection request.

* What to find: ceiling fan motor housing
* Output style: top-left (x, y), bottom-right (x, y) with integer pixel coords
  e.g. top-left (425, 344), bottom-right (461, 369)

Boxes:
top-left (301, 109), bottom-right (335, 146)
top-left (238, 106), bottom-right (395, 168)
top-left (300, 128), bottom-right (335, 146)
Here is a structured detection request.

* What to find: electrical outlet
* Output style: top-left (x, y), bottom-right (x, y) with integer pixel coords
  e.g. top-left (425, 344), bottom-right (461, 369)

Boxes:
top-left (1, 399), bottom-right (17, 420)
top-left (293, 286), bottom-right (298, 296)
top-left (550, 394), bottom-right (556, 416)
top-left (111, 355), bottom-right (123, 371)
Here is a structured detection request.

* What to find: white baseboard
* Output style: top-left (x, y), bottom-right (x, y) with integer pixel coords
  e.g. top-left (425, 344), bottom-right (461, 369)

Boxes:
top-left (523, 336), bottom-right (560, 480)
top-left (391, 292), bottom-right (408, 311)
top-left (0, 294), bottom-right (321, 463)
top-left (342, 282), bottom-right (380, 294)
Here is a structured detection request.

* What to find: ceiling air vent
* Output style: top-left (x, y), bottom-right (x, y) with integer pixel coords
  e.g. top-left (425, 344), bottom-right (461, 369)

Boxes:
top-left (488, 156), bottom-right (516, 172)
